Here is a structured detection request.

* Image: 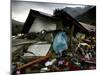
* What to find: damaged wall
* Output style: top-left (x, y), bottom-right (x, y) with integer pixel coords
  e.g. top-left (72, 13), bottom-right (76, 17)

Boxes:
top-left (29, 17), bottom-right (57, 32)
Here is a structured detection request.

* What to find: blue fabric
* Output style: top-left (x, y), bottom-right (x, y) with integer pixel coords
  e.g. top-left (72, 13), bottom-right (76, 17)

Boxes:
top-left (53, 32), bottom-right (68, 54)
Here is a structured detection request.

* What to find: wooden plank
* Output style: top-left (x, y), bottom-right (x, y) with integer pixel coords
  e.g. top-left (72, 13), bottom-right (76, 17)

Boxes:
top-left (69, 25), bottom-right (74, 52)
top-left (17, 51), bottom-right (52, 71)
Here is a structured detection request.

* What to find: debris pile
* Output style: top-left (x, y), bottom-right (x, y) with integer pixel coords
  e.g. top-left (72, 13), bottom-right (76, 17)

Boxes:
top-left (12, 30), bottom-right (96, 74)
top-left (12, 8), bottom-right (96, 74)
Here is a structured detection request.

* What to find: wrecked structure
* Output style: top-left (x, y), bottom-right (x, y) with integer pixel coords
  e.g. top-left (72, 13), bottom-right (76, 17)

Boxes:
top-left (12, 8), bottom-right (96, 74)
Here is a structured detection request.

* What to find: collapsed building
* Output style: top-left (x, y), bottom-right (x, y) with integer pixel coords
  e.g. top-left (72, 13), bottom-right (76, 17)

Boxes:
top-left (12, 7), bottom-right (96, 74)
top-left (22, 9), bottom-right (95, 34)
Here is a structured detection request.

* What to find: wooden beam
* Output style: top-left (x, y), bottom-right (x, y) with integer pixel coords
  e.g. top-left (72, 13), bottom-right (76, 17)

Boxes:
top-left (17, 51), bottom-right (52, 71)
top-left (69, 24), bottom-right (74, 52)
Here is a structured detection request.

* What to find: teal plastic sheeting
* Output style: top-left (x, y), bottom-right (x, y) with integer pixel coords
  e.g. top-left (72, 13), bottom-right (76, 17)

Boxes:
top-left (53, 32), bottom-right (68, 54)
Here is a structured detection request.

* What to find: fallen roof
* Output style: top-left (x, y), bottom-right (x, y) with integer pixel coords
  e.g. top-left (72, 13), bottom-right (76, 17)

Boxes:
top-left (79, 22), bottom-right (96, 32)
top-left (28, 9), bottom-right (55, 19)
top-left (22, 9), bottom-right (93, 34)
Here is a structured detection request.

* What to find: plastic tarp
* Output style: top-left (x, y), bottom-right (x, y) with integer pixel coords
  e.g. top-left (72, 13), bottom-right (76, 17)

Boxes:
top-left (53, 32), bottom-right (68, 54)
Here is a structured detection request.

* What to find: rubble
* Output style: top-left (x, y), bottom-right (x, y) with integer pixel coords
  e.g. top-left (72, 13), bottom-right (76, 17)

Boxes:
top-left (12, 8), bottom-right (96, 74)
top-left (12, 30), bottom-right (96, 74)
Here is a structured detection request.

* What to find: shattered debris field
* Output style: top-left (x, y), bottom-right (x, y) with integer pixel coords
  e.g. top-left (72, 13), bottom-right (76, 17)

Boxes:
top-left (11, 2), bottom-right (96, 74)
